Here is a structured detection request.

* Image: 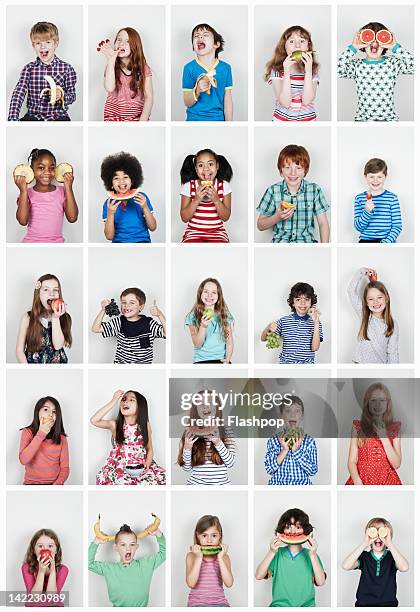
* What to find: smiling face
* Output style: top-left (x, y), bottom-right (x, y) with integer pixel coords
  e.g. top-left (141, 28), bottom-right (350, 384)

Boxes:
top-left (39, 279), bottom-right (60, 311)
top-left (365, 171), bottom-right (386, 196)
top-left (195, 395), bottom-right (217, 420)
top-left (112, 171), bottom-right (132, 195)
top-left (114, 29), bottom-right (131, 58)
top-left (32, 154), bottom-right (56, 188)
top-left (201, 282), bottom-right (218, 308)
top-left (293, 294), bottom-right (312, 317)
top-left (367, 388), bottom-right (388, 418)
top-left (281, 517), bottom-right (304, 536)
top-left (192, 27), bottom-right (219, 57)
top-left (366, 287), bottom-right (386, 318)
top-left (120, 293), bottom-right (143, 319)
top-left (282, 403), bottom-right (303, 429)
top-left (285, 30), bottom-right (309, 55)
top-left (114, 532), bottom-right (138, 565)
top-left (120, 391), bottom-right (138, 417)
top-left (34, 535), bottom-right (57, 561)
top-left (280, 159), bottom-right (306, 193)
top-left (32, 35), bottom-right (58, 64)
top-left (39, 400), bottom-right (57, 425)
top-left (197, 525), bottom-right (221, 547)
top-left (195, 153), bottom-right (218, 182)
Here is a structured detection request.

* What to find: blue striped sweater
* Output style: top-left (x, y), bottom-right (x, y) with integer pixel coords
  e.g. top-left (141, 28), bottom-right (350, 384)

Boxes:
top-left (354, 190), bottom-right (402, 243)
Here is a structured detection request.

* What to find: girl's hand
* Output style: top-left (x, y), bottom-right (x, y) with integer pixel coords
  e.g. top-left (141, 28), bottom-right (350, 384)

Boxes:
top-left (270, 535), bottom-right (283, 553)
top-left (208, 429), bottom-right (221, 446)
top-left (200, 314), bottom-right (212, 328)
top-left (283, 53), bottom-right (295, 73)
top-left (107, 198), bottom-right (119, 214)
top-left (39, 416), bottom-right (54, 434)
top-left (301, 51), bottom-right (313, 72)
top-left (184, 430), bottom-right (198, 450)
top-left (145, 452), bottom-right (153, 469)
top-left (14, 175), bottom-right (28, 192)
top-left (190, 544), bottom-right (204, 558)
top-left (379, 31), bottom-right (396, 49)
top-left (269, 322), bottom-right (278, 333)
top-left (101, 298), bottom-right (111, 310)
top-left (352, 31), bottom-right (365, 50)
top-left (98, 39), bottom-right (119, 60)
top-left (306, 536), bottom-right (318, 557)
top-left (51, 301), bottom-right (67, 319)
top-left (193, 184), bottom-right (209, 204)
top-left (37, 556), bottom-right (51, 574)
top-left (134, 193), bottom-right (147, 210)
top-left (206, 185), bottom-right (221, 205)
top-left (112, 389), bottom-right (125, 403)
top-left (274, 204), bottom-right (295, 221)
top-left (308, 306), bottom-right (321, 323)
top-left (373, 420), bottom-right (387, 439)
top-left (217, 543), bottom-right (228, 559)
top-left (149, 300), bottom-right (163, 318)
top-left (62, 172), bottom-right (74, 188)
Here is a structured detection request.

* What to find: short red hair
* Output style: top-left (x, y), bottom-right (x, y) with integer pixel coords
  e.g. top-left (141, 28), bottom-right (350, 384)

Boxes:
top-left (277, 145), bottom-right (310, 175)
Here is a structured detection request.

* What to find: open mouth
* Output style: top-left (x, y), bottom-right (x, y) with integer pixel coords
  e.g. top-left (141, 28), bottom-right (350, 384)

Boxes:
top-left (40, 50), bottom-right (49, 59)
top-left (124, 552), bottom-right (132, 562)
top-left (197, 42), bottom-right (206, 50)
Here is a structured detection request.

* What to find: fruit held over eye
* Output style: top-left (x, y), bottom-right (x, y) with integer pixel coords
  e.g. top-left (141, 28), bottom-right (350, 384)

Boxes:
top-left (283, 427), bottom-right (305, 450)
top-left (367, 526), bottom-right (389, 539)
top-left (14, 164), bottom-right (34, 184)
top-left (55, 162), bottom-right (73, 183)
top-left (376, 30), bottom-right (392, 45)
top-left (201, 545), bottom-right (222, 555)
top-left (203, 307), bottom-right (215, 320)
top-left (47, 298), bottom-right (64, 312)
top-left (359, 29), bottom-right (376, 45)
top-left (105, 299), bottom-right (120, 317)
top-left (266, 331), bottom-right (281, 349)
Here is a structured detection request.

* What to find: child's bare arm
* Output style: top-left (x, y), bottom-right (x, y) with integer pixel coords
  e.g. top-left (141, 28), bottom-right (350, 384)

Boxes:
top-left (347, 428), bottom-right (363, 485)
top-left (255, 538), bottom-right (280, 579)
top-left (90, 390), bottom-right (123, 429)
top-left (15, 176), bottom-right (30, 225)
top-left (91, 300), bottom-right (110, 332)
top-left (316, 212), bottom-right (330, 243)
top-left (342, 533), bottom-right (370, 570)
top-left (261, 321), bottom-right (278, 341)
top-left (140, 76), bottom-right (153, 121)
top-left (16, 313), bottom-right (29, 363)
top-left (186, 549), bottom-right (203, 588)
top-left (63, 172), bottom-right (78, 223)
top-left (224, 89), bottom-right (233, 121)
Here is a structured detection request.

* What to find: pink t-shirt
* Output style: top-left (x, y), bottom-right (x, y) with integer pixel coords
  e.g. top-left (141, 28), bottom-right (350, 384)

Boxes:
top-left (104, 65), bottom-right (152, 121)
top-left (21, 562), bottom-right (69, 607)
top-left (21, 186), bottom-right (66, 243)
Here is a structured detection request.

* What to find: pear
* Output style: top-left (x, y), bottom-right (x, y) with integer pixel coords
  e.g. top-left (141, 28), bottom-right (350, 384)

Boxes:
top-left (291, 50), bottom-right (313, 63)
top-left (203, 307), bottom-right (215, 320)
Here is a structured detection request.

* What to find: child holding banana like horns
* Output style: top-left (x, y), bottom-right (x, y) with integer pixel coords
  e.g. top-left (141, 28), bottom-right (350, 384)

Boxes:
top-left (89, 514), bottom-right (165, 607)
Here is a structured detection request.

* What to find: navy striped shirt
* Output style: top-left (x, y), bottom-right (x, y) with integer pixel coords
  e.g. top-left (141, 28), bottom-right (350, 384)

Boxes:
top-left (264, 434), bottom-right (318, 485)
top-left (354, 190), bottom-right (402, 243)
top-left (101, 315), bottom-right (165, 364)
top-left (276, 313), bottom-right (323, 364)
top-left (182, 431), bottom-right (235, 485)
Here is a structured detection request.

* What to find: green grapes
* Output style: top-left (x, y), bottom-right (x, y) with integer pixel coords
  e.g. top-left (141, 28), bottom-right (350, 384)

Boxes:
top-left (266, 331), bottom-right (281, 349)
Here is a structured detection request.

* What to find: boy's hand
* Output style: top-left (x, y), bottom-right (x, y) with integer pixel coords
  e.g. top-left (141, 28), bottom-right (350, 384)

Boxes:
top-left (197, 77), bottom-right (211, 93)
top-left (101, 298), bottom-right (111, 310)
top-left (14, 175), bottom-right (28, 192)
top-left (269, 322), bottom-right (278, 332)
top-left (291, 435), bottom-right (303, 452)
top-left (107, 198), bottom-right (119, 214)
top-left (149, 300), bottom-right (163, 318)
top-left (278, 434), bottom-right (290, 452)
top-left (134, 193), bottom-right (147, 210)
top-left (274, 204), bottom-right (295, 221)
top-left (381, 530), bottom-right (392, 548)
top-left (352, 31), bottom-right (365, 50)
top-left (363, 530), bottom-right (376, 548)
top-left (308, 307), bottom-right (321, 323)
top-left (270, 535), bottom-right (283, 552)
top-left (306, 536), bottom-right (318, 557)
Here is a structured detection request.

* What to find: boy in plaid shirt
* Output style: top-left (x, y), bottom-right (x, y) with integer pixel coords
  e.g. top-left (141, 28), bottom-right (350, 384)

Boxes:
top-left (256, 144), bottom-right (330, 243)
top-left (8, 21), bottom-right (77, 121)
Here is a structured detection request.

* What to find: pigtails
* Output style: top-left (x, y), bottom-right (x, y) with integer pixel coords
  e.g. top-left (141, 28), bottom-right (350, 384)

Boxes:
top-left (180, 155), bottom-right (198, 183)
top-left (215, 155), bottom-right (233, 182)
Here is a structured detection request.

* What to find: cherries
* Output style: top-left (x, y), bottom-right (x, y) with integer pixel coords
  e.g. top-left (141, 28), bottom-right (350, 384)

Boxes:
top-left (97, 38), bottom-right (111, 52)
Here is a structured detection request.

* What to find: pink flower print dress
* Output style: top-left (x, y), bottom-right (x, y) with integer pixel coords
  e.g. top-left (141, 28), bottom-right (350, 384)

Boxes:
top-left (96, 422), bottom-right (166, 485)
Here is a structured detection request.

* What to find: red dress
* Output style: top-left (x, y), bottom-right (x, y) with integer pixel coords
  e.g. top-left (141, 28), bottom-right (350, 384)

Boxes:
top-left (346, 419), bottom-right (402, 485)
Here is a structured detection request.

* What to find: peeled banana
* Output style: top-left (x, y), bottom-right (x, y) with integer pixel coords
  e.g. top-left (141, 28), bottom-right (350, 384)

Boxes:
top-left (194, 70), bottom-right (217, 98)
top-left (40, 75), bottom-right (65, 108)
top-left (93, 513), bottom-right (161, 542)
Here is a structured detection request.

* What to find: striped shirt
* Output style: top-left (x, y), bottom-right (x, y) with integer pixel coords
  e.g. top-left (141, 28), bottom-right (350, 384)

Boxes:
top-left (354, 190), bottom-right (402, 243)
top-left (8, 56), bottom-right (77, 121)
top-left (348, 268), bottom-right (399, 364)
top-left (180, 179), bottom-right (230, 243)
top-left (19, 428), bottom-right (69, 485)
top-left (187, 556), bottom-right (230, 606)
top-left (101, 315), bottom-right (165, 364)
top-left (182, 431), bottom-right (235, 485)
top-left (257, 179), bottom-right (329, 243)
top-left (268, 70), bottom-right (319, 121)
top-left (276, 313), bottom-right (323, 364)
top-left (264, 434), bottom-right (318, 485)
top-left (104, 65), bottom-right (152, 121)
top-left (337, 44), bottom-right (414, 121)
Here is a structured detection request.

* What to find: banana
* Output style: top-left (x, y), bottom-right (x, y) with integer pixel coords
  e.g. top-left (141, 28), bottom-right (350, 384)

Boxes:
top-left (93, 513), bottom-right (161, 542)
top-left (194, 71), bottom-right (218, 98)
top-left (40, 75), bottom-right (65, 108)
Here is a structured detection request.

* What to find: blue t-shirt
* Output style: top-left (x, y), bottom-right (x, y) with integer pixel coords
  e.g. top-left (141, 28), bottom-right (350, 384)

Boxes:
top-left (182, 59), bottom-right (233, 121)
top-left (102, 192), bottom-right (153, 243)
top-left (185, 311), bottom-right (233, 362)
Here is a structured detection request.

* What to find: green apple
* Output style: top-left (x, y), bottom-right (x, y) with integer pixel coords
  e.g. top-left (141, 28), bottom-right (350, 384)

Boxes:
top-left (203, 307), bottom-right (215, 320)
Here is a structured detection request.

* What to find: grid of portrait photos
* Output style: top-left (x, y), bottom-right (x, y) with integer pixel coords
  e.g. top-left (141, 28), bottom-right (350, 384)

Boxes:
top-left (1, 0), bottom-right (419, 609)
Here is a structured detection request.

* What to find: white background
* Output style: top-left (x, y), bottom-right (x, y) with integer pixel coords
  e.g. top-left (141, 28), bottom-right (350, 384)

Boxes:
top-left (338, 247), bottom-right (414, 363)
top-left (254, 490), bottom-right (331, 606)
top-left (6, 246), bottom-right (84, 363)
top-left (88, 126), bottom-right (166, 243)
top-left (88, 247), bottom-right (166, 363)
top-left (254, 126), bottom-right (331, 243)
top-left (336, 377), bottom-right (415, 484)
top-left (88, 490), bottom-right (166, 607)
top-left (337, 125), bottom-right (414, 243)
top-left (254, 247), bottom-right (331, 363)
top-left (171, 125), bottom-right (248, 242)
top-left (6, 490), bottom-right (83, 606)
top-left (171, 490), bottom-right (248, 606)
top-left (170, 247), bottom-right (248, 363)
top-left (337, 5), bottom-right (414, 121)
top-left (6, 369), bottom-right (83, 485)
top-left (6, 125), bottom-right (83, 243)
top-left (6, 5), bottom-right (83, 121)
top-left (171, 5), bottom-right (248, 121)
top-left (87, 5), bottom-right (166, 121)
top-left (337, 489), bottom-right (413, 606)
top-left (88, 369), bottom-right (167, 484)
top-left (254, 4), bottom-right (332, 121)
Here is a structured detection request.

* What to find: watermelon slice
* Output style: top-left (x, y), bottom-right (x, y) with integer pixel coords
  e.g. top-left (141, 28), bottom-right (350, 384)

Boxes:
top-left (108, 188), bottom-right (140, 211)
top-left (201, 545), bottom-right (222, 556)
top-left (188, 425), bottom-right (218, 437)
top-left (359, 29), bottom-right (375, 45)
top-left (376, 30), bottom-right (392, 45)
top-left (278, 532), bottom-right (310, 545)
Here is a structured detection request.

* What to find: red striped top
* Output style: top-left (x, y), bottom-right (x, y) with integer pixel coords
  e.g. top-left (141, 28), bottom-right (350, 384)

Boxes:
top-left (19, 428), bottom-right (69, 485)
top-left (187, 556), bottom-right (229, 606)
top-left (104, 65), bottom-right (152, 122)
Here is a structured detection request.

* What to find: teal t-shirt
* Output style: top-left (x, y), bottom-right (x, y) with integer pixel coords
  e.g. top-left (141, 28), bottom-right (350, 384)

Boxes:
top-left (185, 311), bottom-right (233, 362)
top-left (268, 546), bottom-right (324, 607)
top-left (88, 535), bottom-right (165, 607)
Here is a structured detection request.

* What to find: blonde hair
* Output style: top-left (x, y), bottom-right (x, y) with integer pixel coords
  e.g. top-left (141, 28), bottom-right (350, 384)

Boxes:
top-left (358, 281), bottom-right (394, 340)
top-left (30, 22), bottom-right (59, 43)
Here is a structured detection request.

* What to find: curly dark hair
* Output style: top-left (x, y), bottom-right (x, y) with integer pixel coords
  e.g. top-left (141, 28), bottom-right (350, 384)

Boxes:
top-left (275, 508), bottom-right (313, 535)
top-left (100, 151), bottom-right (143, 192)
top-left (287, 282), bottom-right (317, 311)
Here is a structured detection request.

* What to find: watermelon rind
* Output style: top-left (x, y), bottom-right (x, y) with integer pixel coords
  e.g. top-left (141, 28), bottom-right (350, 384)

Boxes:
top-left (108, 188), bottom-right (140, 201)
top-left (278, 532), bottom-right (309, 545)
top-left (201, 546), bottom-right (222, 555)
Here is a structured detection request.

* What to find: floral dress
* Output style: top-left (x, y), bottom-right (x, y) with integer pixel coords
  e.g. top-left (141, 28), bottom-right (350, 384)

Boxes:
top-left (346, 419), bottom-right (402, 485)
top-left (25, 318), bottom-right (68, 364)
top-left (96, 422), bottom-right (166, 486)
